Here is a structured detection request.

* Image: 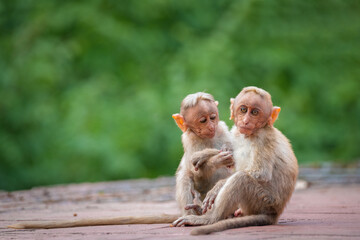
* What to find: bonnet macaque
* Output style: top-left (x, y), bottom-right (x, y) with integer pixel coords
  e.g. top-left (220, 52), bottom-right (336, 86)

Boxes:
top-left (7, 92), bottom-right (234, 229)
top-left (173, 87), bottom-right (298, 235)
top-left (172, 92), bottom-right (234, 215)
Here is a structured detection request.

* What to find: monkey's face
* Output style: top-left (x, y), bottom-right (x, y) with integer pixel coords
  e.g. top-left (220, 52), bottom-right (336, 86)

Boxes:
top-left (233, 92), bottom-right (271, 136)
top-left (184, 100), bottom-right (219, 139)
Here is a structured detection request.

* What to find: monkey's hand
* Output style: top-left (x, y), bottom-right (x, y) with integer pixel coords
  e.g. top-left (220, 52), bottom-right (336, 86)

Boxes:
top-left (172, 215), bottom-right (212, 227)
top-left (185, 204), bottom-right (202, 215)
top-left (184, 187), bottom-right (203, 215)
top-left (210, 151), bottom-right (234, 169)
top-left (202, 179), bottom-right (226, 214)
top-left (191, 149), bottom-right (219, 171)
top-left (220, 144), bottom-right (233, 153)
top-left (191, 188), bottom-right (202, 206)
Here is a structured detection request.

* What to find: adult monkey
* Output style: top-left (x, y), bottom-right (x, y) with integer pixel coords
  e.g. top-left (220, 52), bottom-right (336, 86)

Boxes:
top-left (7, 92), bottom-right (234, 229)
top-left (172, 86), bottom-right (298, 235)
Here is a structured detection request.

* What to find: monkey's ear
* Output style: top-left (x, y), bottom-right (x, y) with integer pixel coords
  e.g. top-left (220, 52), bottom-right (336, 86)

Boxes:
top-left (214, 101), bottom-right (219, 106)
top-left (172, 114), bottom-right (187, 132)
top-left (229, 98), bottom-right (235, 120)
top-left (269, 106), bottom-right (281, 126)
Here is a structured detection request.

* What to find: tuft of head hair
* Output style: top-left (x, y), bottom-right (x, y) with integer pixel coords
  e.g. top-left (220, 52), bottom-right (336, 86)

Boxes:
top-left (230, 86), bottom-right (273, 118)
top-left (180, 92), bottom-right (216, 115)
top-left (239, 86), bottom-right (272, 104)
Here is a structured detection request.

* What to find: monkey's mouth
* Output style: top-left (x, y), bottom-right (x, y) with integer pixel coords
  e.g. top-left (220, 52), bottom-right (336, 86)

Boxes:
top-left (204, 132), bottom-right (216, 138)
top-left (239, 126), bottom-right (253, 131)
top-left (239, 126), bottom-right (254, 135)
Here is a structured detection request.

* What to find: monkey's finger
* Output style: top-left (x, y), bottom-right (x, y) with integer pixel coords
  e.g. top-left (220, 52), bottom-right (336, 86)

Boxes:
top-left (191, 189), bottom-right (201, 201)
top-left (192, 159), bottom-right (199, 167)
top-left (226, 163), bottom-right (235, 168)
top-left (185, 204), bottom-right (202, 215)
top-left (202, 200), bottom-right (210, 214)
top-left (216, 151), bottom-right (230, 157)
top-left (185, 204), bottom-right (198, 210)
top-left (190, 188), bottom-right (196, 197)
top-left (172, 218), bottom-right (183, 227)
top-left (195, 158), bottom-right (207, 169)
top-left (221, 156), bottom-right (234, 163)
top-left (223, 159), bottom-right (235, 167)
top-left (202, 195), bottom-right (214, 214)
top-left (217, 154), bottom-right (233, 166)
top-left (217, 152), bottom-right (233, 160)
top-left (220, 150), bottom-right (232, 155)
top-left (207, 195), bottom-right (217, 210)
top-left (172, 218), bottom-right (188, 227)
top-left (202, 203), bottom-right (213, 214)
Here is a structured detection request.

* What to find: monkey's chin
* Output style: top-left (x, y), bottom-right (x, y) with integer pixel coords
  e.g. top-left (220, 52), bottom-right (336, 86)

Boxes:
top-left (201, 132), bottom-right (216, 139)
top-left (239, 127), bottom-right (254, 136)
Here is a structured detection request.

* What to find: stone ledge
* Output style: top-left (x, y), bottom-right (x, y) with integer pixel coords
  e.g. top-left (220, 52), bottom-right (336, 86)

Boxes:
top-left (1, 168), bottom-right (360, 239)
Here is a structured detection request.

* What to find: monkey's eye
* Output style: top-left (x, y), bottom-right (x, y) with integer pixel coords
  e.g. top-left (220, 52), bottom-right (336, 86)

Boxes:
top-left (200, 118), bottom-right (207, 123)
top-left (210, 114), bottom-right (216, 120)
top-left (240, 107), bottom-right (247, 113)
top-left (251, 109), bottom-right (259, 116)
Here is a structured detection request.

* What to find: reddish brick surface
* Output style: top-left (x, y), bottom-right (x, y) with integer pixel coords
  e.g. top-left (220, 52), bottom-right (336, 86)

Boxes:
top-left (1, 177), bottom-right (360, 239)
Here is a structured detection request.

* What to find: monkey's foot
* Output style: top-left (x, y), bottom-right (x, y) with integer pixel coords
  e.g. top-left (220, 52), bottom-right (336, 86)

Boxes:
top-left (172, 215), bottom-right (212, 227)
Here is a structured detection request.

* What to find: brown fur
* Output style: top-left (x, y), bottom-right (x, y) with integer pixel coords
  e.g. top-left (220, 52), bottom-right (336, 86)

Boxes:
top-left (176, 120), bottom-right (234, 215)
top-left (174, 92), bottom-right (234, 215)
top-left (172, 87), bottom-right (298, 235)
top-left (7, 92), bottom-right (233, 229)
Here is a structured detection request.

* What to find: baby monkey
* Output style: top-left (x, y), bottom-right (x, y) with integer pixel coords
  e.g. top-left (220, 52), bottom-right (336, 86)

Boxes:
top-left (7, 92), bottom-right (234, 229)
top-left (173, 86), bottom-right (298, 235)
top-left (173, 92), bottom-right (234, 215)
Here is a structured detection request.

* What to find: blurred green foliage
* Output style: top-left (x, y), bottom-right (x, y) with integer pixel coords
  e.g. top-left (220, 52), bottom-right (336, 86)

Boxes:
top-left (1, 0), bottom-right (359, 191)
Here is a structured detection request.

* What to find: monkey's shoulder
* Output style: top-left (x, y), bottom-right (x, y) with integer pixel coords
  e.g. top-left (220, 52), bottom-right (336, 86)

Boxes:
top-left (213, 121), bottom-right (232, 149)
top-left (181, 131), bottom-right (211, 152)
top-left (217, 121), bottom-right (230, 132)
top-left (259, 127), bottom-right (298, 173)
top-left (214, 121), bottom-right (231, 139)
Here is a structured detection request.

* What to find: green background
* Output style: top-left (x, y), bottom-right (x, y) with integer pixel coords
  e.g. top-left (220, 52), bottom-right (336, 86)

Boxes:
top-left (1, 0), bottom-right (359, 191)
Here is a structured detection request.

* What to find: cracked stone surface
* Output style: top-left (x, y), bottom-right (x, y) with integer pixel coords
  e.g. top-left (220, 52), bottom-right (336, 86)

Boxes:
top-left (1, 168), bottom-right (360, 239)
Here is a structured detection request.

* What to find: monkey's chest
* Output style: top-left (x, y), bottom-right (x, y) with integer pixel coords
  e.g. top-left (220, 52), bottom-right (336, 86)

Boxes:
top-left (234, 141), bottom-right (253, 171)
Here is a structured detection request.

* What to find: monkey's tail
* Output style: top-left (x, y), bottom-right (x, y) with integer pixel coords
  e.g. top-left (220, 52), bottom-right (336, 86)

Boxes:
top-left (191, 214), bottom-right (276, 235)
top-left (7, 214), bottom-right (180, 229)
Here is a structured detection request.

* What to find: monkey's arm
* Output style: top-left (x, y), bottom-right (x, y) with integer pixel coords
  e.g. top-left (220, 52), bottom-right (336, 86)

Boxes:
top-left (202, 178), bottom-right (227, 214)
top-left (190, 148), bottom-right (219, 171)
top-left (217, 121), bottom-right (234, 152)
top-left (245, 152), bottom-right (274, 183)
top-left (176, 165), bottom-right (202, 216)
top-left (191, 149), bottom-right (234, 173)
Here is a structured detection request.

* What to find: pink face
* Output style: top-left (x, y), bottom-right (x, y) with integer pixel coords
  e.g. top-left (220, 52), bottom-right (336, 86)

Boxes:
top-left (184, 100), bottom-right (219, 139)
top-left (233, 92), bottom-right (271, 136)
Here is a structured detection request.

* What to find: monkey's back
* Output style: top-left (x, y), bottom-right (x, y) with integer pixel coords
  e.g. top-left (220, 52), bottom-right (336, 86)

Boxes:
top-left (266, 127), bottom-right (298, 215)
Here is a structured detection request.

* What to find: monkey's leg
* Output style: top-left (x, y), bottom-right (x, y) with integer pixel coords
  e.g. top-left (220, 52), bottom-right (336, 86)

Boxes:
top-left (176, 171), bottom-right (199, 216)
top-left (173, 172), bottom-right (249, 227)
top-left (202, 178), bottom-right (227, 214)
top-left (206, 171), bottom-right (249, 221)
top-left (184, 187), bottom-right (203, 215)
